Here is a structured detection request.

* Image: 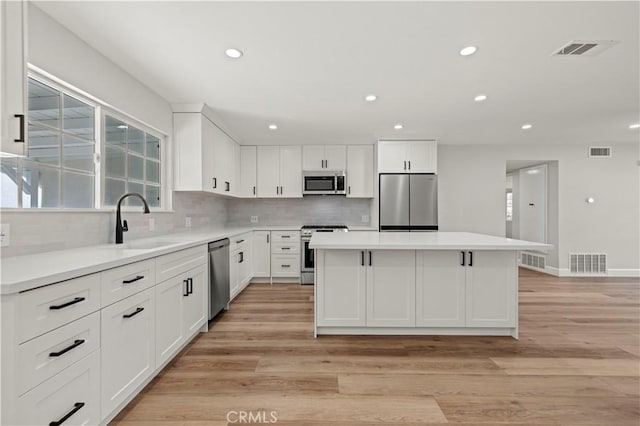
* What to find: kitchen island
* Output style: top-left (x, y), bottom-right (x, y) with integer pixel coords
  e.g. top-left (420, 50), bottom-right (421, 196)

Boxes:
top-left (309, 231), bottom-right (551, 339)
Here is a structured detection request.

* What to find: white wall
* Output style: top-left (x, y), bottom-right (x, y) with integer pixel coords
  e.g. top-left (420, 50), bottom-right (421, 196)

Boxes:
top-left (28, 4), bottom-right (172, 134)
top-left (438, 143), bottom-right (639, 274)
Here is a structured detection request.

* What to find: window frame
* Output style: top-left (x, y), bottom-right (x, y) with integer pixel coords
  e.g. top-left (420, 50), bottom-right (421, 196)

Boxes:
top-left (0, 67), bottom-right (171, 212)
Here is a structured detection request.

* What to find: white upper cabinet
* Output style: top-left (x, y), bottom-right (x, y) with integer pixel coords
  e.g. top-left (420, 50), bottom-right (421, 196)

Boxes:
top-left (173, 105), bottom-right (239, 195)
top-left (378, 140), bottom-right (437, 173)
top-left (346, 145), bottom-right (374, 198)
top-left (239, 145), bottom-right (257, 197)
top-left (1, 0), bottom-right (27, 156)
top-left (256, 145), bottom-right (302, 198)
top-left (302, 145), bottom-right (346, 170)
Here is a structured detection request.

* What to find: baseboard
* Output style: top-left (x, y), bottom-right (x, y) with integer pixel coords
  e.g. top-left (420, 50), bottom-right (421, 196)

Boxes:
top-left (554, 268), bottom-right (640, 278)
top-left (519, 263), bottom-right (558, 276)
top-left (607, 269), bottom-right (640, 278)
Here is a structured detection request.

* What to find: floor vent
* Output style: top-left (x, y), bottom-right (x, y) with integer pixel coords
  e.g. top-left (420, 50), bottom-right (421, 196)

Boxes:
top-left (569, 253), bottom-right (607, 274)
top-left (521, 252), bottom-right (546, 270)
top-left (589, 146), bottom-right (611, 157)
top-left (553, 40), bottom-right (618, 57)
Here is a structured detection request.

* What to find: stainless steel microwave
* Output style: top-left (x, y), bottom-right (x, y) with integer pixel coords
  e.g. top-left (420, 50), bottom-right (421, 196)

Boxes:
top-left (302, 171), bottom-right (346, 195)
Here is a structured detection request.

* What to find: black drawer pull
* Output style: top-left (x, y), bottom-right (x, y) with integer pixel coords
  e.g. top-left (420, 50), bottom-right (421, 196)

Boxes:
top-left (239, 252), bottom-right (244, 263)
top-left (236, 239), bottom-right (244, 244)
top-left (281, 235), bottom-right (291, 239)
top-left (281, 264), bottom-right (291, 268)
top-left (183, 279), bottom-right (189, 297)
top-left (460, 251), bottom-right (465, 266)
top-left (281, 247), bottom-right (291, 250)
top-left (49, 402), bottom-right (84, 426)
top-left (187, 277), bottom-right (193, 295)
top-left (212, 177), bottom-right (217, 189)
top-left (468, 251), bottom-right (473, 267)
top-left (123, 275), bottom-right (144, 284)
top-left (123, 307), bottom-right (144, 319)
top-left (361, 251), bottom-right (365, 266)
top-left (50, 297), bottom-right (85, 310)
top-left (14, 114), bottom-right (25, 143)
top-left (49, 339), bottom-right (85, 357)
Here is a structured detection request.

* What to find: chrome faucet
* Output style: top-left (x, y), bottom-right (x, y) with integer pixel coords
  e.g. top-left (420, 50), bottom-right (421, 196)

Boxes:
top-left (115, 193), bottom-right (151, 244)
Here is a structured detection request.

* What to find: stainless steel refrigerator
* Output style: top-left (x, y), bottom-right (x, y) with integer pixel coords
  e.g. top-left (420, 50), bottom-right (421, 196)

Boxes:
top-left (379, 174), bottom-right (438, 231)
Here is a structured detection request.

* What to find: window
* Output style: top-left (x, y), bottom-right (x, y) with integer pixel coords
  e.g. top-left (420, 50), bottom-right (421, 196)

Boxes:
top-left (103, 115), bottom-right (161, 208)
top-left (0, 74), bottom-right (165, 210)
top-left (506, 190), bottom-right (513, 221)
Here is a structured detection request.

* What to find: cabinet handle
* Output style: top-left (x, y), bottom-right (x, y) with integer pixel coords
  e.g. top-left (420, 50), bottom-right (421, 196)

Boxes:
top-left (408, 161), bottom-right (411, 170)
top-left (280, 186), bottom-right (283, 195)
top-left (403, 161), bottom-right (407, 170)
top-left (368, 251), bottom-right (372, 266)
top-left (188, 277), bottom-right (193, 294)
top-left (14, 114), bottom-right (25, 143)
top-left (281, 235), bottom-right (291, 238)
top-left (183, 279), bottom-right (189, 297)
top-left (276, 186), bottom-right (279, 195)
top-left (281, 247), bottom-right (291, 250)
top-left (50, 297), bottom-right (85, 310)
top-left (49, 339), bottom-right (85, 357)
top-left (253, 186), bottom-right (256, 195)
top-left (361, 251), bottom-right (365, 266)
top-left (212, 177), bottom-right (217, 189)
top-left (225, 181), bottom-right (230, 192)
top-left (468, 251), bottom-right (473, 267)
top-left (236, 239), bottom-right (245, 244)
top-left (348, 186), bottom-right (351, 195)
top-left (281, 264), bottom-right (291, 268)
top-left (460, 251), bottom-right (465, 266)
top-left (239, 252), bottom-right (244, 263)
top-left (267, 234), bottom-right (270, 243)
top-left (123, 307), bottom-right (144, 319)
top-left (49, 402), bottom-right (85, 426)
top-left (123, 275), bottom-right (144, 284)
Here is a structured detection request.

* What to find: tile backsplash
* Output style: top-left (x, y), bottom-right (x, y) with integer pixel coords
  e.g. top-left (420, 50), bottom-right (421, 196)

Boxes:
top-left (0, 193), bottom-right (370, 256)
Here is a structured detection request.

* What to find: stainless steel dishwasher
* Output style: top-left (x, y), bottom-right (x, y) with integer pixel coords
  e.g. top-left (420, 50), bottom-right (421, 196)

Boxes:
top-left (208, 239), bottom-right (230, 320)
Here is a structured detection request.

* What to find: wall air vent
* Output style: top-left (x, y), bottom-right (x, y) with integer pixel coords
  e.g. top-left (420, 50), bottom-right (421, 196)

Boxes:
top-left (521, 252), bottom-right (546, 270)
top-left (589, 146), bottom-right (612, 157)
top-left (569, 253), bottom-right (607, 275)
top-left (553, 40), bottom-right (618, 57)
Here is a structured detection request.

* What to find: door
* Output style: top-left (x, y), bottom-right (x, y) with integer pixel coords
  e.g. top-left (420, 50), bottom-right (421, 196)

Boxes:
top-left (240, 145), bottom-right (257, 197)
top-left (324, 145), bottom-right (346, 170)
top-left (229, 250), bottom-right (241, 300)
top-left (256, 146), bottom-right (279, 197)
top-left (183, 265), bottom-right (207, 337)
top-left (409, 174), bottom-right (438, 229)
top-left (253, 231), bottom-right (271, 277)
top-left (377, 141), bottom-right (407, 173)
top-left (379, 174), bottom-right (410, 230)
top-left (416, 251), bottom-right (466, 326)
top-left (346, 145), bottom-right (373, 198)
top-left (407, 140), bottom-right (437, 173)
top-left (1, 0), bottom-right (27, 156)
top-left (366, 250), bottom-right (416, 327)
top-left (466, 251), bottom-right (517, 327)
top-left (302, 145), bottom-right (324, 170)
top-left (519, 164), bottom-right (546, 243)
top-left (101, 288), bottom-right (155, 419)
top-left (155, 276), bottom-right (185, 367)
top-left (208, 121), bottom-right (228, 195)
top-left (279, 145), bottom-right (302, 197)
top-left (316, 250), bottom-right (366, 326)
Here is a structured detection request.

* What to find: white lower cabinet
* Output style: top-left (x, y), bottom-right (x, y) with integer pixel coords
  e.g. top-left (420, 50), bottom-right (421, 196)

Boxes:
top-left (366, 250), bottom-right (416, 327)
top-left (101, 287), bottom-right (155, 419)
top-left (183, 264), bottom-right (208, 336)
top-left (416, 251), bottom-right (466, 327)
top-left (316, 250), bottom-right (366, 326)
top-left (466, 251), bottom-right (517, 327)
top-left (253, 231), bottom-right (271, 277)
top-left (17, 351), bottom-right (101, 426)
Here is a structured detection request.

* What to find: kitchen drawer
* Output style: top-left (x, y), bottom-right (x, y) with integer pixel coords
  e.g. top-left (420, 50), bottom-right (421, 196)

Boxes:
top-left (17, 273), bottom-right (101, 343)
top-left (16, 350), bottom-right (100, 426)
top-left (101, 259), bottom-right (156, 307)
top-left (156, 245), bottom-right (207, 283)
top-left (271, 242), bottom-right (300, 254)
top-left (230, 232), bottom-right (251, 252)
top-left (271, 254), bottom-right (301, 276)
top-left (17, 311), bottom-right (100, 396)
top-left (271, 230), bottom-right (300, 243)
top-left (101, 287), bottom-right (155, 419)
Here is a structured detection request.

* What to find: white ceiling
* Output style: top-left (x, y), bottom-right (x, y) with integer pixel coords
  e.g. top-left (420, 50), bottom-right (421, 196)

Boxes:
top-left (35, 1), bottom-right (639, 146)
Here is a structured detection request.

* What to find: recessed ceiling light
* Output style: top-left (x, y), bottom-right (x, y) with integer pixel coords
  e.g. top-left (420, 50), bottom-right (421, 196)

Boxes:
top-left (629, 123), bottom-right (640, 129)
top-left (521, 123), bottom-right (533, 130)
top-left (365, 94), bottom-right (377, 102)
top-left (117, 125), bottom-right (128, 129)
top-left (268, 124), bottom-right (278, 130)
top-left (225, 48), bottom-right (243, 59)
top-left (474, 94), bottom-right (487, 102)
top-left (394, 124), bottom-right (403, 130)
top-left (460, 46), bottom-right (478, 56)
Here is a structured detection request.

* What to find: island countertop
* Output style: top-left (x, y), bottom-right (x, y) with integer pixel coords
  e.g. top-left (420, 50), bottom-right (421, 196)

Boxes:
top-left (309, 231), bottom-right (552, 251)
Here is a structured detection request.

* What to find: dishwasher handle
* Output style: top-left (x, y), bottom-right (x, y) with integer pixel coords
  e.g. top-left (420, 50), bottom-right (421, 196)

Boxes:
top-left (208, 238), bottom-right (230, 251)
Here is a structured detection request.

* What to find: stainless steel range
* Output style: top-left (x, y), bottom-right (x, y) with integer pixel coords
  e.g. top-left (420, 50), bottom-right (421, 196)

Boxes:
top-left (301, 225), bottom-right (349, 284)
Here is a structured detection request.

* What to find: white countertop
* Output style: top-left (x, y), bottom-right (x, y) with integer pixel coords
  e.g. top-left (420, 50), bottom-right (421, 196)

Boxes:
top-left (309, 231), bottom-right (553, 251)
top-left (0, 225), bottom-right (300, 295)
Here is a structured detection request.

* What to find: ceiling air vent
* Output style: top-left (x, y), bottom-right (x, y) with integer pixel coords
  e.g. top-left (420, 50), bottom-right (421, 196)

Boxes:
top-left (589, 146), bottom-right (611, 157)
top-left (553, 40), bottom-right (618, 57)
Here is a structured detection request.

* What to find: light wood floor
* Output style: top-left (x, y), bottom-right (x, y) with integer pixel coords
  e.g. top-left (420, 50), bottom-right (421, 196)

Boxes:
top-left (112, 268), bottom-right (640, 425)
